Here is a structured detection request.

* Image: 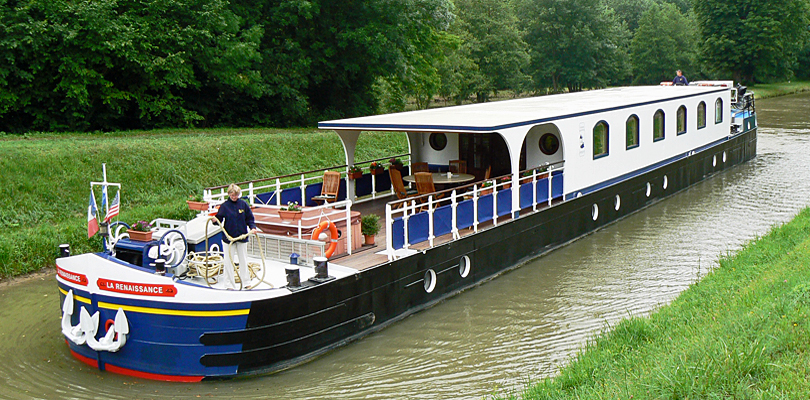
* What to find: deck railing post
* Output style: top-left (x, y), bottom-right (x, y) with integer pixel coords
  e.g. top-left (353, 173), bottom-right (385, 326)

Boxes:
top-left (428, 195), bottom-right (434, 247)
top-left (275, 178), bottom-right (282, 206)
top-left (473, 188), bottom-right (479, 232)
top-left (386, 203), bottom-right (394, 261)
top-left (451, 190), bottom-right (459, 239)
top-left (345, 200), bottom-right (353, 255)
top-left (248, 182), bottom-right (255, 206)
top-left (403, 203), bottom-right (411, 250)
top-left (548, 166), bottom-right (554, 206)
top-left (299, 174), bottom-right (306, 206)
top-left (491, 179), bottom-right (498, 226)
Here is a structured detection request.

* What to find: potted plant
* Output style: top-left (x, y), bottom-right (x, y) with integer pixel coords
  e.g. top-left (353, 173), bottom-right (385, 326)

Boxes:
top-left (369, 161), bottom-right (384, 175)
top-left (128, 220), bottom-right (153, 241)
top-left (348, 165), bottom-right (363, 180)
top-left (278, 201), bottom-right (304, 222)
top-left (360, 214), bottom-right (380, 246)
top-left (479, 181), bottom-right (494, 196)
top-left (498, 176), bottom-right (512, 190)
top-left (389, 157), bottom-right (404, 171)
top-left (187, 193), bottom-right (209, 211)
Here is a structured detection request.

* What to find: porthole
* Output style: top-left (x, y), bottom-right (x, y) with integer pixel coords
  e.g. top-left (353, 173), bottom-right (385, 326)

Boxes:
top-left (539, 133), bottom-right (560, 155)
top-left (459, 256), bottom-right (471, 278)
top-left (663, 175), bottom-right (668, 190)
top-left (646, 182), bottom-right (651, 197)
top-left (429, 133), bottom-right (448, 151)
top-left (614, 195), bottom-right (621, 211)
top-left (592, 204), bottom-right (599, 220)
top-left (424, 269), bottom-right (437, 293)
top-left (713, 155), bottom-right (717, 167)
top-left (723, 151), bottom-right (727, 163)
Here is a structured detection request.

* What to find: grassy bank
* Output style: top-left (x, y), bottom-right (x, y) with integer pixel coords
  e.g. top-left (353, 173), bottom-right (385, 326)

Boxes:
top-left (750, 81), bottom-right (810, 99)
top-left (0, 128), bottom-right (407, 279)
top-left (496, 207), bottom-right (810, 399)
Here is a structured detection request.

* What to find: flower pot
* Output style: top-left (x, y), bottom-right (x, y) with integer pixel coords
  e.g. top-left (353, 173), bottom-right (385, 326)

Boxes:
top-left (370, 168), bottom-right (384, 176)
top-left (364, 234), bottom-right (375, 246)
top-left (349, 172), bottom-right (363, 180)
top-left (187, 200), bottom-right (209, 211)
top-left (480, 188), bottom-right (493, 196)
top-left (500, 182), bottom-right (511, 190)
top-left (278, 210), bottom-right (303, 222)
top-left (127, 229), bottom-right (153, 242)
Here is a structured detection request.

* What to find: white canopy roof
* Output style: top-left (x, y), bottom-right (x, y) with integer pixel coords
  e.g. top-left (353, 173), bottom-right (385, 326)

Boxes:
top-left (318, 85), bottom-right (728, 134)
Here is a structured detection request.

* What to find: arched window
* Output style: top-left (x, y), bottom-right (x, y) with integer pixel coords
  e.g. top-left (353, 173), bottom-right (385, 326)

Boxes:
top-left (715, 98), bottom-right (723, 124)
top-left (676, 105), bottom-right (687, 135)
top-left (626, 115), bottom-right (639, 150)
top-left (593, 121), bottom-right (609, 159)
top-left (653, 110), bottom-right (665, 142)
top-left (697, 101), bottom-right (706, 129)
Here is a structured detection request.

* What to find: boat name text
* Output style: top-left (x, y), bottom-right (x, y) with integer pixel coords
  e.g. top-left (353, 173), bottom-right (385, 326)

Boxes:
top-left (97, 278), bottom-right (177, 297)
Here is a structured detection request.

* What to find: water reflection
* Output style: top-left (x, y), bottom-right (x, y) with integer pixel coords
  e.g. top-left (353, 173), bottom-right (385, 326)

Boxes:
top-left (2, 93), bottom-right (809, 399)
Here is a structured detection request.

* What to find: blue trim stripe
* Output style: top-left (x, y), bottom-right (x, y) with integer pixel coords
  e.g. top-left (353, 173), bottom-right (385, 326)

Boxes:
top-left (319, 88), bottom-right (728, 132)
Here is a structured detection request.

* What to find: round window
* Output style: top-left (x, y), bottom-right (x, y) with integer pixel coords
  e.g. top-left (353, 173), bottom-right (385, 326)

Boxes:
top-left (539, 133), bottom-right (560, 155)
top-left (424, 269), bottom-right (437, 293)
top-left (429, 133), bottom-right (447, 151)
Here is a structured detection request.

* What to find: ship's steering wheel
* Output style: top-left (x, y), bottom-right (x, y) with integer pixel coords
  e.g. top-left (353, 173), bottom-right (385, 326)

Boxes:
top-left (158, 229), bottom-right (187, 268)
top-left (105, 221), bottom-right (131, 253)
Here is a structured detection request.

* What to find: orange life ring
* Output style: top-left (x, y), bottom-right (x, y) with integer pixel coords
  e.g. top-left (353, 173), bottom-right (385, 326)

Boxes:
top-left (311, 221), bottom-right (339, 258)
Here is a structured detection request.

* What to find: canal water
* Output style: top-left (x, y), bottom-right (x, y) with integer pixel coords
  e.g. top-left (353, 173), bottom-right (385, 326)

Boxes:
top-left (1, 93), bottom-right (809, 399)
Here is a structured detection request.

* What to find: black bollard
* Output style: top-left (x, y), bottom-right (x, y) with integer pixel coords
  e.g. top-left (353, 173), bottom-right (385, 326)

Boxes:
top-left (154, 258), bottom-right (166, 275)
top-left (285, 266), bottom-right (301, 287)
top-left (59, 244), bottom-right (70, 258)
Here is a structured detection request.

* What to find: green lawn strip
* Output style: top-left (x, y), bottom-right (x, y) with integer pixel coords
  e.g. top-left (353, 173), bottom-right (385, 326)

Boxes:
top-left (750, 81), bottom-right (810, 100)
top-left (498, 207), bottom-right (810, 399)
top-left (0, 128), bottom-right (407, 278)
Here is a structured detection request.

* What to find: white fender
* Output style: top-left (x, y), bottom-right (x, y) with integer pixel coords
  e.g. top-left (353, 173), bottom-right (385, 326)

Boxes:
top-left (61, 290), bottom-right (87, 345)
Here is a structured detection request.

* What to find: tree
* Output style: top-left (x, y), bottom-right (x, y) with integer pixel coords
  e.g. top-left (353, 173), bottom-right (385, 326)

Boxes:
top-left (606, 0), bottom-right (656, 32)
top-left (630, 3), bottom-right (701, 84)
top-left (454, 0), bottom-right (531, 101)
top-left (0, 0), bottom-right (263, 132)
top-left (694, 0), bottom-right (810, 83)
top-left (522, 0), bottom-right (631, 93)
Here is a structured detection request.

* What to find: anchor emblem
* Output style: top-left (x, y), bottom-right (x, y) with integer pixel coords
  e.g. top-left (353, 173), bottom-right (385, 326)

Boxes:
top-left (61, 290), bottom-right (129, 352)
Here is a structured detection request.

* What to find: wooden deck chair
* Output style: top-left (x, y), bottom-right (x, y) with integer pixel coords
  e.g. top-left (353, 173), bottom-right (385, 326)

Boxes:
top-left (483, 165), bottom-right (491, 180)
top-left (312, 171), bottom-right (341, 204)
top-left (389, 168), bottom-right (417, 208)
top-left (449, 160), bottom-right (467, 174)
top-left (411, 162), bottom-right (429, 173)
top-left (414, 172), bottom-right (445, 211)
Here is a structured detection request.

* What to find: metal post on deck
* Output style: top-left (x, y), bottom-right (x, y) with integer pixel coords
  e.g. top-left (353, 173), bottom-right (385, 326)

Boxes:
top-left (248, 182), bottom-right (255, 206)
top-left (275, 178), bottom-right (282, 206)
top-left (427, 195), bottom-right (435, 247)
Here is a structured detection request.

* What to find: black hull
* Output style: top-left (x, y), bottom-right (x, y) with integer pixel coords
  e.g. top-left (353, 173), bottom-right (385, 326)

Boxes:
top-left (200, 128), bottom-right (757, 378)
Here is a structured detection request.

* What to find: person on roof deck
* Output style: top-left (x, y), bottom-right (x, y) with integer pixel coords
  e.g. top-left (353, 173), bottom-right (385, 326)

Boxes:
top-left (673, 70), bottom-right (688, 86)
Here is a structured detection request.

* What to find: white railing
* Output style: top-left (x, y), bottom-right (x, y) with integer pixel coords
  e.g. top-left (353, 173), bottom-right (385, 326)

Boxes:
top-left (247, 234), bottom-right (326, 266)
top-left (203, 154), bottom-right (414, 207)
top-left (384, 163), bottom-right (564, 261)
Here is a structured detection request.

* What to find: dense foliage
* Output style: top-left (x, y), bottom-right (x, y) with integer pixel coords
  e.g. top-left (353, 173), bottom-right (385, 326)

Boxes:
top-left (1, 0), bottom-right (809, 132)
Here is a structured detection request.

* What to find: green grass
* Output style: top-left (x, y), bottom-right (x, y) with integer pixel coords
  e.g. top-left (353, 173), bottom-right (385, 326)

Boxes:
top-left (750, 81), bottom-right (810, 99)
top-left (0, 128), bottom-right (407, 278)
top-left (494, 207), bottom-right (810, 399)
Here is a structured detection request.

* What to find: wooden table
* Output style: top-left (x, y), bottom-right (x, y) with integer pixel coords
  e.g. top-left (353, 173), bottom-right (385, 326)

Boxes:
top-left (402, 172), bottom-right (476, 185)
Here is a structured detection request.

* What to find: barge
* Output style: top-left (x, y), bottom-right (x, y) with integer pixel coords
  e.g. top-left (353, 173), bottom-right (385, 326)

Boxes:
top-left (56, 82), bottom-right (757, 381)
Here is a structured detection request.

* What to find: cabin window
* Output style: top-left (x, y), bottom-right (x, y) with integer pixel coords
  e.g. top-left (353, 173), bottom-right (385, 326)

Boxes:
top-left (539, 133), bottom-right (560, 155)
top-left (626, 115), bottom-right (639, 149)
top-left (653, 110), bottom-right (665, 142)
top-left (697, 102), bottom-right (706, 129)
top-left (676, 106), bottom-right (687, 135)
top-left (715, 98), bottom-right (723, 124)
top-left (593, 121), bottom-right (609, 159)
top-left (429, 132), bottom-right (447, 151)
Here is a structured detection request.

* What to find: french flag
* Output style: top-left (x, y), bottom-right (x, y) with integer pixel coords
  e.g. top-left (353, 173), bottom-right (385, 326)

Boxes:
top-left (88, 190), bottom-right (99, 238)
top-left (104, 191), bottom-right (119, 223)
